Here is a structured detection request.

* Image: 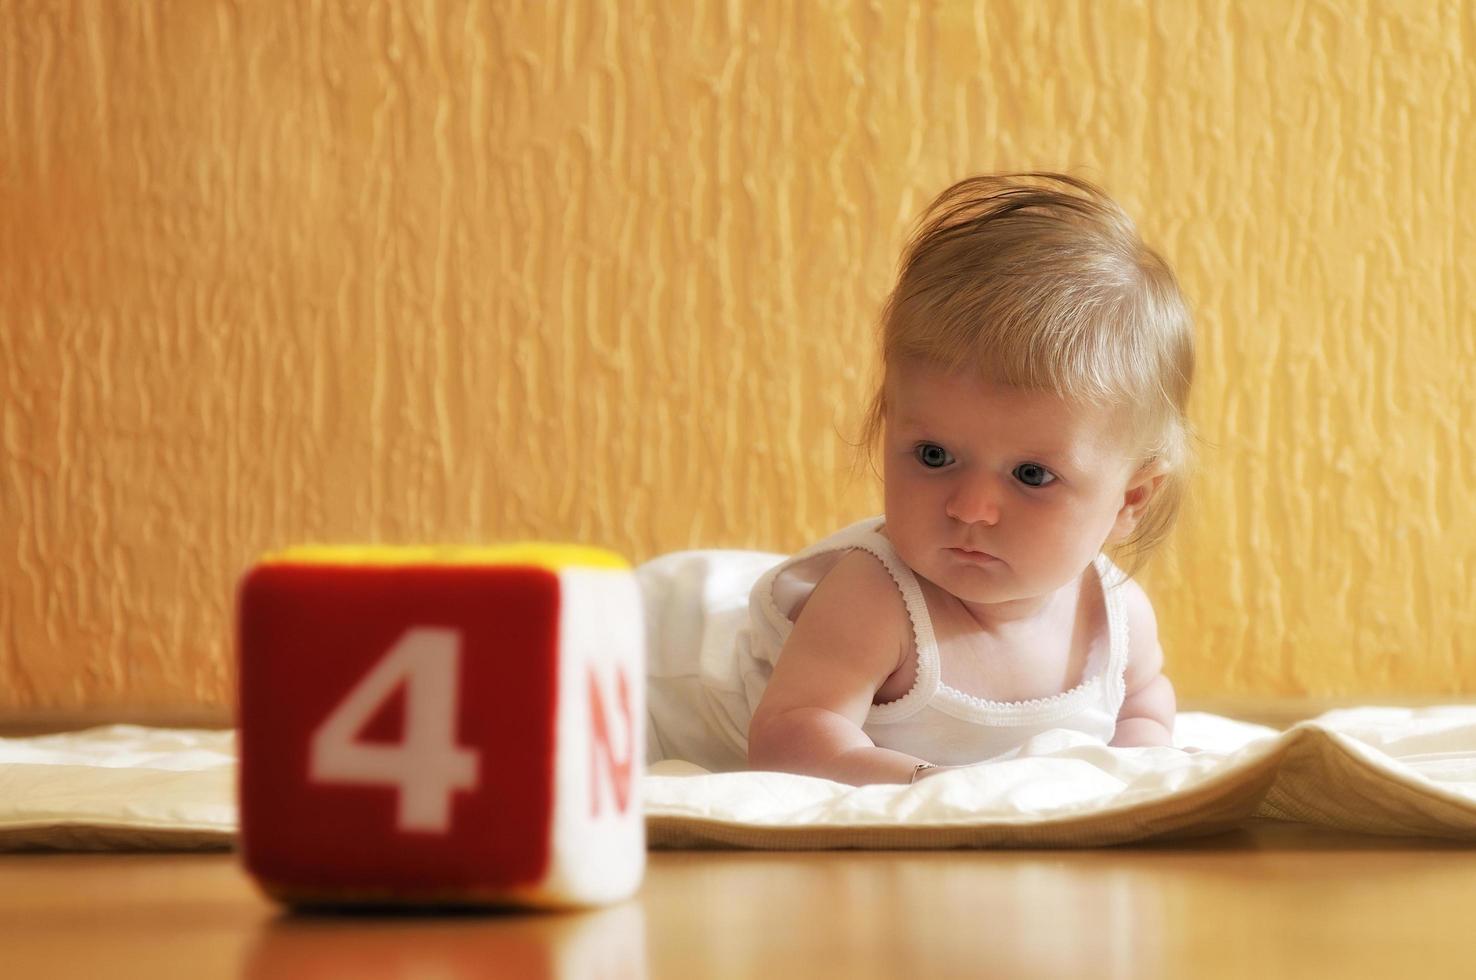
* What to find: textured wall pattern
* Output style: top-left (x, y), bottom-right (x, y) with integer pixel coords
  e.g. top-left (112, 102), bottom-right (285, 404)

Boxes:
top-left (2, 1), bottom-right (1474, 711)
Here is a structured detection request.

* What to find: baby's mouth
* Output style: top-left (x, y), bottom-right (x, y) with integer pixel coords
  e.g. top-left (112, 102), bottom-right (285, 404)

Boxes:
top-left (949, 547), bottom-right (1000, 564)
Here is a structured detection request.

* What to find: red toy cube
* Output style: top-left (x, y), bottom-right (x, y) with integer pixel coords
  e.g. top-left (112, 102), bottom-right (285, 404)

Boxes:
top-left (237, 545), bottom-right (644, 908)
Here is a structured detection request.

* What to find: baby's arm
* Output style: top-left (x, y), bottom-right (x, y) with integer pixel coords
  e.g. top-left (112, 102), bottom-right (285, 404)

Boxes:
top-left (747, 551), bottom-right (936, 785)
top-left (1109, 579), bottom-right (1177, 747)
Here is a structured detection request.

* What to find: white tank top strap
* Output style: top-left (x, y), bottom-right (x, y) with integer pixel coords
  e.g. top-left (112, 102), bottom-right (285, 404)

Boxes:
top-left (1093, 552), bottom-right (1133, 715)
top-left (846, 524), bottom-right (941, 725)
top-left (747, 516), bottom-right (940, 725)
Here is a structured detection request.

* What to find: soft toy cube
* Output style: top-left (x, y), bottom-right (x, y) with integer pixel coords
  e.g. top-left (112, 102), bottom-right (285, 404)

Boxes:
top-left (236, 544), bottom-right (644, 908)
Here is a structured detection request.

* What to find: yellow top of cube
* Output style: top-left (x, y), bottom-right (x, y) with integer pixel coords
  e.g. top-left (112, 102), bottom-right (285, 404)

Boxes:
top-left (258, 543), bottom-right (630, 572)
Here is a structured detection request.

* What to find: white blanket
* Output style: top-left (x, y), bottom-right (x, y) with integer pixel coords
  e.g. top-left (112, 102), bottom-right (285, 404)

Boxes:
top-left (4, 707), bottom-right (1476, 850)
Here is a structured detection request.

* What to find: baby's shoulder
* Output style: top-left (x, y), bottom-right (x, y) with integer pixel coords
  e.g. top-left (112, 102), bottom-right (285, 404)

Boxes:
top-left (809, 547), bottom-right (906, 614)
top-left (791, 548), bottom-right (912, 653)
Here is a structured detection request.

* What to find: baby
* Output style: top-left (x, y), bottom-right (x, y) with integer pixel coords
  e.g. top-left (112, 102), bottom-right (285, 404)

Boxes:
top-left (642, 172), bottom-right (1193, 785)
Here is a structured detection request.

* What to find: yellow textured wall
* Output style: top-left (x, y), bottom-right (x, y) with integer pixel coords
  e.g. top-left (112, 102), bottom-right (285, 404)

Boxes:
top-left (2, 1), bottom-right (1473, 713)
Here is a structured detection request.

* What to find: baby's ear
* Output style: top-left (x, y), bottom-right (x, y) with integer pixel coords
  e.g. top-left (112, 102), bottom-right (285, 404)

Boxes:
top-left (1109, 461), bottom-right (1168, 543)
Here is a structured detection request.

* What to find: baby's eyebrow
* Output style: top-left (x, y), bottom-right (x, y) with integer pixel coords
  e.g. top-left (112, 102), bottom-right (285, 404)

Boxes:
top-left (1018, 446), bottom-right (1074, 462)
top-left (890, 419), bottom-right (942, 438)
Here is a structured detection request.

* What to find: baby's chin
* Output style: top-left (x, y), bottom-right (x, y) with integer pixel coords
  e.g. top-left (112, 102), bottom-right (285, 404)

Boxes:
top-left (936, 578), bottom-right (1026, 606)
top-left (923, 557), bottom-right (1082, 606)
top-left (916, 560), bottom-right (1020, 602)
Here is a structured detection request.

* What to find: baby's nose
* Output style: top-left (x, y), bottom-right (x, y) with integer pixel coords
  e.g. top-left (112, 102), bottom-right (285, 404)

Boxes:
top-left (945, 476), bottom-right (1001, 526)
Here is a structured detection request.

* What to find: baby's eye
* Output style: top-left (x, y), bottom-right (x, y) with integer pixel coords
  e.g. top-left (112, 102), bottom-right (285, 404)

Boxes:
top-left (914, 443), bottom-right (954, 469)
top-left (1013, 462), bottom-right (1056, 487)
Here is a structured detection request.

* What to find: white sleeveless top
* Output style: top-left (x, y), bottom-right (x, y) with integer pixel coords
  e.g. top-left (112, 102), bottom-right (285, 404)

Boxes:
top-left (737, 515), bottom-right (1133, 766)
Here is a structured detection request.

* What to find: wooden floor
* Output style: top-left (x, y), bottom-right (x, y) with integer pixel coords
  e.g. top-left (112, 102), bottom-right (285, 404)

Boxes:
top-left (3, 820), bottom-right (1474, 979)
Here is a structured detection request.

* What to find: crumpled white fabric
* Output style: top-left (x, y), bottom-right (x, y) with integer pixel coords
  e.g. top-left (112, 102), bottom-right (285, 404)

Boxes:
top-left (0, 725), bottom-right (238, 850)
top-left (646, 706), bottom-right (1476, 847)
top-left (4, 708), bottom-right (1476, 850)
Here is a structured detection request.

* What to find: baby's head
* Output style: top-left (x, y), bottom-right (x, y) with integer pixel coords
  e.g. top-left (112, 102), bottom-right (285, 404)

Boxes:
top-left (860, 172), bottom-right (1194, 597)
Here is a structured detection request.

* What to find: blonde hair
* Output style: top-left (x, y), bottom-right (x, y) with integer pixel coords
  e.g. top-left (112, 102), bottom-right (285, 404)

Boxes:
top-left (858, 172), bottom-right (1195, 573)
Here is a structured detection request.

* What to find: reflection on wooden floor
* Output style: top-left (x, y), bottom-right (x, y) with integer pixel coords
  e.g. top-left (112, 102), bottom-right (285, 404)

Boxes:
top-left (4, 820), bottom-right (1476, 979)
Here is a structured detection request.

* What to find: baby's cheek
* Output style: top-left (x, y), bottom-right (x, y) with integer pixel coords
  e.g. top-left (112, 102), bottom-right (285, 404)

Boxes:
top-left (1016, 523), bottom-right (1084, 578)
top-left (889, 534), bottom-right (928, 577)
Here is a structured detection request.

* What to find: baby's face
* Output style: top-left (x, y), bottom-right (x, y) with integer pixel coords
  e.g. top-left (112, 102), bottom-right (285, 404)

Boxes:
top-left (882, 361), bottom-right (1143, 607)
